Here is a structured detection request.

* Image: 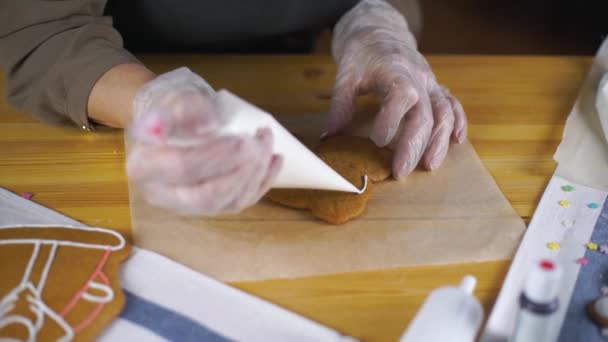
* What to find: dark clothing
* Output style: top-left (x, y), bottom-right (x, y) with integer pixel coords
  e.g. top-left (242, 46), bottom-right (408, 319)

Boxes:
top-left (0, 0), bottom-right (359, 127)
top-left (105, 0), bottom-right (359, 53)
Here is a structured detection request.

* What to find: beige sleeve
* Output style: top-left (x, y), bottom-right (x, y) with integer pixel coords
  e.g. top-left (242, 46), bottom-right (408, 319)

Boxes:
top-left (0, 1), bottom-right (141, 128)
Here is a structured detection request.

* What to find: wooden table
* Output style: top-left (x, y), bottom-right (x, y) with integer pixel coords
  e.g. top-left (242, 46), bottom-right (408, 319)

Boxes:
top-left (0, 55), bottom-right (591, 341)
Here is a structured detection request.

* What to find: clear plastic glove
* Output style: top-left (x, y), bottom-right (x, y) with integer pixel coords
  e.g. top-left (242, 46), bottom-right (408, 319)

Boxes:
top-left (328, 0), bottom-right (467, 179)
top-left (597, 73), bottom-right (608, 144)
top-left (126, 67), bottom-right (282, 215)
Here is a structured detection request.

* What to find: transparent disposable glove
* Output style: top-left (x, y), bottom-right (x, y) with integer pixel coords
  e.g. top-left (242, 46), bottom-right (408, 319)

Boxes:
top-left (328, 0), bottom-right (467, 179)
top-left (597, 73), bottom-right (608, 144)
top-left (126, 67), bottom-right (282, 215)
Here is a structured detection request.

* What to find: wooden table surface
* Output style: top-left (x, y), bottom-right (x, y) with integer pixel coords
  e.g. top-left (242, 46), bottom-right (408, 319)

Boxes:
top-left (0, 55), bottom-right (592, 341)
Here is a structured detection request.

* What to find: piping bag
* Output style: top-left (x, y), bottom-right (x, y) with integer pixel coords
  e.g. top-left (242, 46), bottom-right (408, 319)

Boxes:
top-left (213, 90), bottom-right (366, 193)
top-left (133, 85), bottom-right (365, 193)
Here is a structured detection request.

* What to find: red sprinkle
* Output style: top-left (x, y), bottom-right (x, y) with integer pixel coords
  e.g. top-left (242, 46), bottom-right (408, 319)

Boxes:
top-left (576, 257), bottom-right (590, 266)
top-left (21, 192), bottom-right (34, 200)
top-left (540, 260), bottom-right (555, 270)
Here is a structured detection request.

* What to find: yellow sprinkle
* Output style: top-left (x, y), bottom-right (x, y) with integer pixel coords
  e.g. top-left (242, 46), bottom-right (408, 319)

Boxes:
top-left (559, 200), bottom-right (571, 208)
top-left (587, 242), bottom-right (599, 250)
top-left (547, 242), bottom-right (561, 251)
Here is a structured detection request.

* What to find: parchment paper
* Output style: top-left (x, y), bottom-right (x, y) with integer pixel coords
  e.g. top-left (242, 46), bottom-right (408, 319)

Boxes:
top-left (128, 113), bottom-right (526, 282)
top-left (554, 38), bottom-right (608, 191)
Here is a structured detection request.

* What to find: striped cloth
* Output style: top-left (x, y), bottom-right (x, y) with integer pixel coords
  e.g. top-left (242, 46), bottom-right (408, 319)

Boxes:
top-left (558, 198), bottom-right (608, 342)
top-left (99, 247), bottom-right (356, 342)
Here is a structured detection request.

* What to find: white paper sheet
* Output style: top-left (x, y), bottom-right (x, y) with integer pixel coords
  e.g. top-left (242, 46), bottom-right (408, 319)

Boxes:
top-left (481, 176), bottom-right (607, 341)
top-left (105, 247), bottom-right (356, 342)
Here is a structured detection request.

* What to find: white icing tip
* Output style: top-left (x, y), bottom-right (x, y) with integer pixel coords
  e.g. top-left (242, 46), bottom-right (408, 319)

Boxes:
top-left (356, 175), bottom-right (368, 194)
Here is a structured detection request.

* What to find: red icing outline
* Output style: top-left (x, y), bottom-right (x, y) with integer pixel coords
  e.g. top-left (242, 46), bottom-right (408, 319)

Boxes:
top-left (59, 248), bottom-right (113, 332)
top-left (73, 272), bottom-right (110, 333)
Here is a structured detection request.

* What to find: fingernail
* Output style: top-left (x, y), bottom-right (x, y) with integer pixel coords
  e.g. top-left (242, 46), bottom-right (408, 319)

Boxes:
top-left (371, 134), bottom-right (383, 147)
top-left (372, 127), bottom-right (397, 147)
top-left (406, 152), bottom-right (419, 171)
top-left (456, 129), bottom-right (466, 143)
top-left (428, 158), bottom-right (441, 171)
top-left (385, 127), bottom-right (397, 145)
top-left (396, 158), bottom-right (415, 179)
top-left (394, 164), bottom-right (408, 180)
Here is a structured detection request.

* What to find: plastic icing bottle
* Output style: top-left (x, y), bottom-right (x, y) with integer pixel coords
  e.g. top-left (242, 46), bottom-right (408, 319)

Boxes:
top-left (512, 259), bottom-right (563, 342)
top-left (400, 275), bottom-right (484, 342)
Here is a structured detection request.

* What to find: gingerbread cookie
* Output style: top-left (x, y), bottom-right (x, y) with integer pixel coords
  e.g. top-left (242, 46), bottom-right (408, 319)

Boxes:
top-left (0, 224), bottom-right (130, 342)
top-left (266, 188), bottom-right (311, 209)
top-left (266, 136), bottom-right (393, 224)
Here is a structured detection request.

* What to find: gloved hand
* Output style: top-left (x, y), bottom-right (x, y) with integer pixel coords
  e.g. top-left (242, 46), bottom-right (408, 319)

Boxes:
top-left (328, 0), bottom-right (467, 179)
top-left (597, 73), bottom-right (608, 144)
top-left (126, 67), bottom-right (282, 215)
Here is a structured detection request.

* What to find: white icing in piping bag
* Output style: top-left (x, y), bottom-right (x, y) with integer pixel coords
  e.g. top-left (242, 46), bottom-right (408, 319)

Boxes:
top-left (215, 90), bottom-right (367, 193)
top-left (358, 175), bottom-right (368, 194)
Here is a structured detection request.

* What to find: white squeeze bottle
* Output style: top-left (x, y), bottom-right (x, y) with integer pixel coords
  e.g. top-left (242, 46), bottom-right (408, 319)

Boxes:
top-left (400, 275), bottom-right (484, 342)
top-left (511, 259), bottom-right (563, 342)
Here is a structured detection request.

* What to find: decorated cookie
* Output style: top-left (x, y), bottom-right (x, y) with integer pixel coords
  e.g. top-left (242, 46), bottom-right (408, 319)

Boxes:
top-left (0, 225), bottom-right (130, 341)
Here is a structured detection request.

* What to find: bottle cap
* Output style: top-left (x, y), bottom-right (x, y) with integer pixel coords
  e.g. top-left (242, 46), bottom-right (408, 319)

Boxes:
top-left (523, 259), bottom-right (562, 304)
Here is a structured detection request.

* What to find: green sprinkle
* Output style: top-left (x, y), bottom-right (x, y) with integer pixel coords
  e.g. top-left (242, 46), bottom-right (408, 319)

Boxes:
top-left (561, 185), bottom-right (574, 192)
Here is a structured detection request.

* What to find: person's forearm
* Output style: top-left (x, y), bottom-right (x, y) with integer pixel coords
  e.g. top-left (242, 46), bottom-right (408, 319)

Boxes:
top-left (88, 63), bottom-right (156, 128)
top-left (0, 1), bottom-right (142, 127)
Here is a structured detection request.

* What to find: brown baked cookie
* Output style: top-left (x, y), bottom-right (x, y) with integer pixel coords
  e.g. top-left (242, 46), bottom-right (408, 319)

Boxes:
top-left (0, 225), bottom-right (130, 342)
top-left (309, 161), bottom-right (374, 224)
top-left (266, 136), bottom-right (392, 224)
top-left (265, 188), bottom-right (311, 209)
top-left (315, 135), bottom-right (393, 182)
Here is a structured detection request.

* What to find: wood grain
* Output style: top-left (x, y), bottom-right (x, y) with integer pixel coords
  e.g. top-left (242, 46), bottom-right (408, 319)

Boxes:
top-left (0, 55), bottom-right (592, 341)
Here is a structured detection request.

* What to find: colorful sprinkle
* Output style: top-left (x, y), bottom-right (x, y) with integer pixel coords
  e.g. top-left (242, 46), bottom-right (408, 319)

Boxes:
top-left (587, 242), bottom-right (599, 251)
top-left (547, 242), bottom-right (561, 251)
top-left (601, 245), bottom-right (608, 255)
top-left (588, 202), bottom-right (600, 209)
top-left (540, 260), bottom-right (555, 270)
top-left (577, 257), bottom-right (590, 266)
top-left (561, 185), bottom-right (574, 192)
top-left (559, 200), bottom-right (571, 208)
top-left (561, 219), bottom-right (575, 228)
top-left (21, 192), bottom-right (33, 200)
